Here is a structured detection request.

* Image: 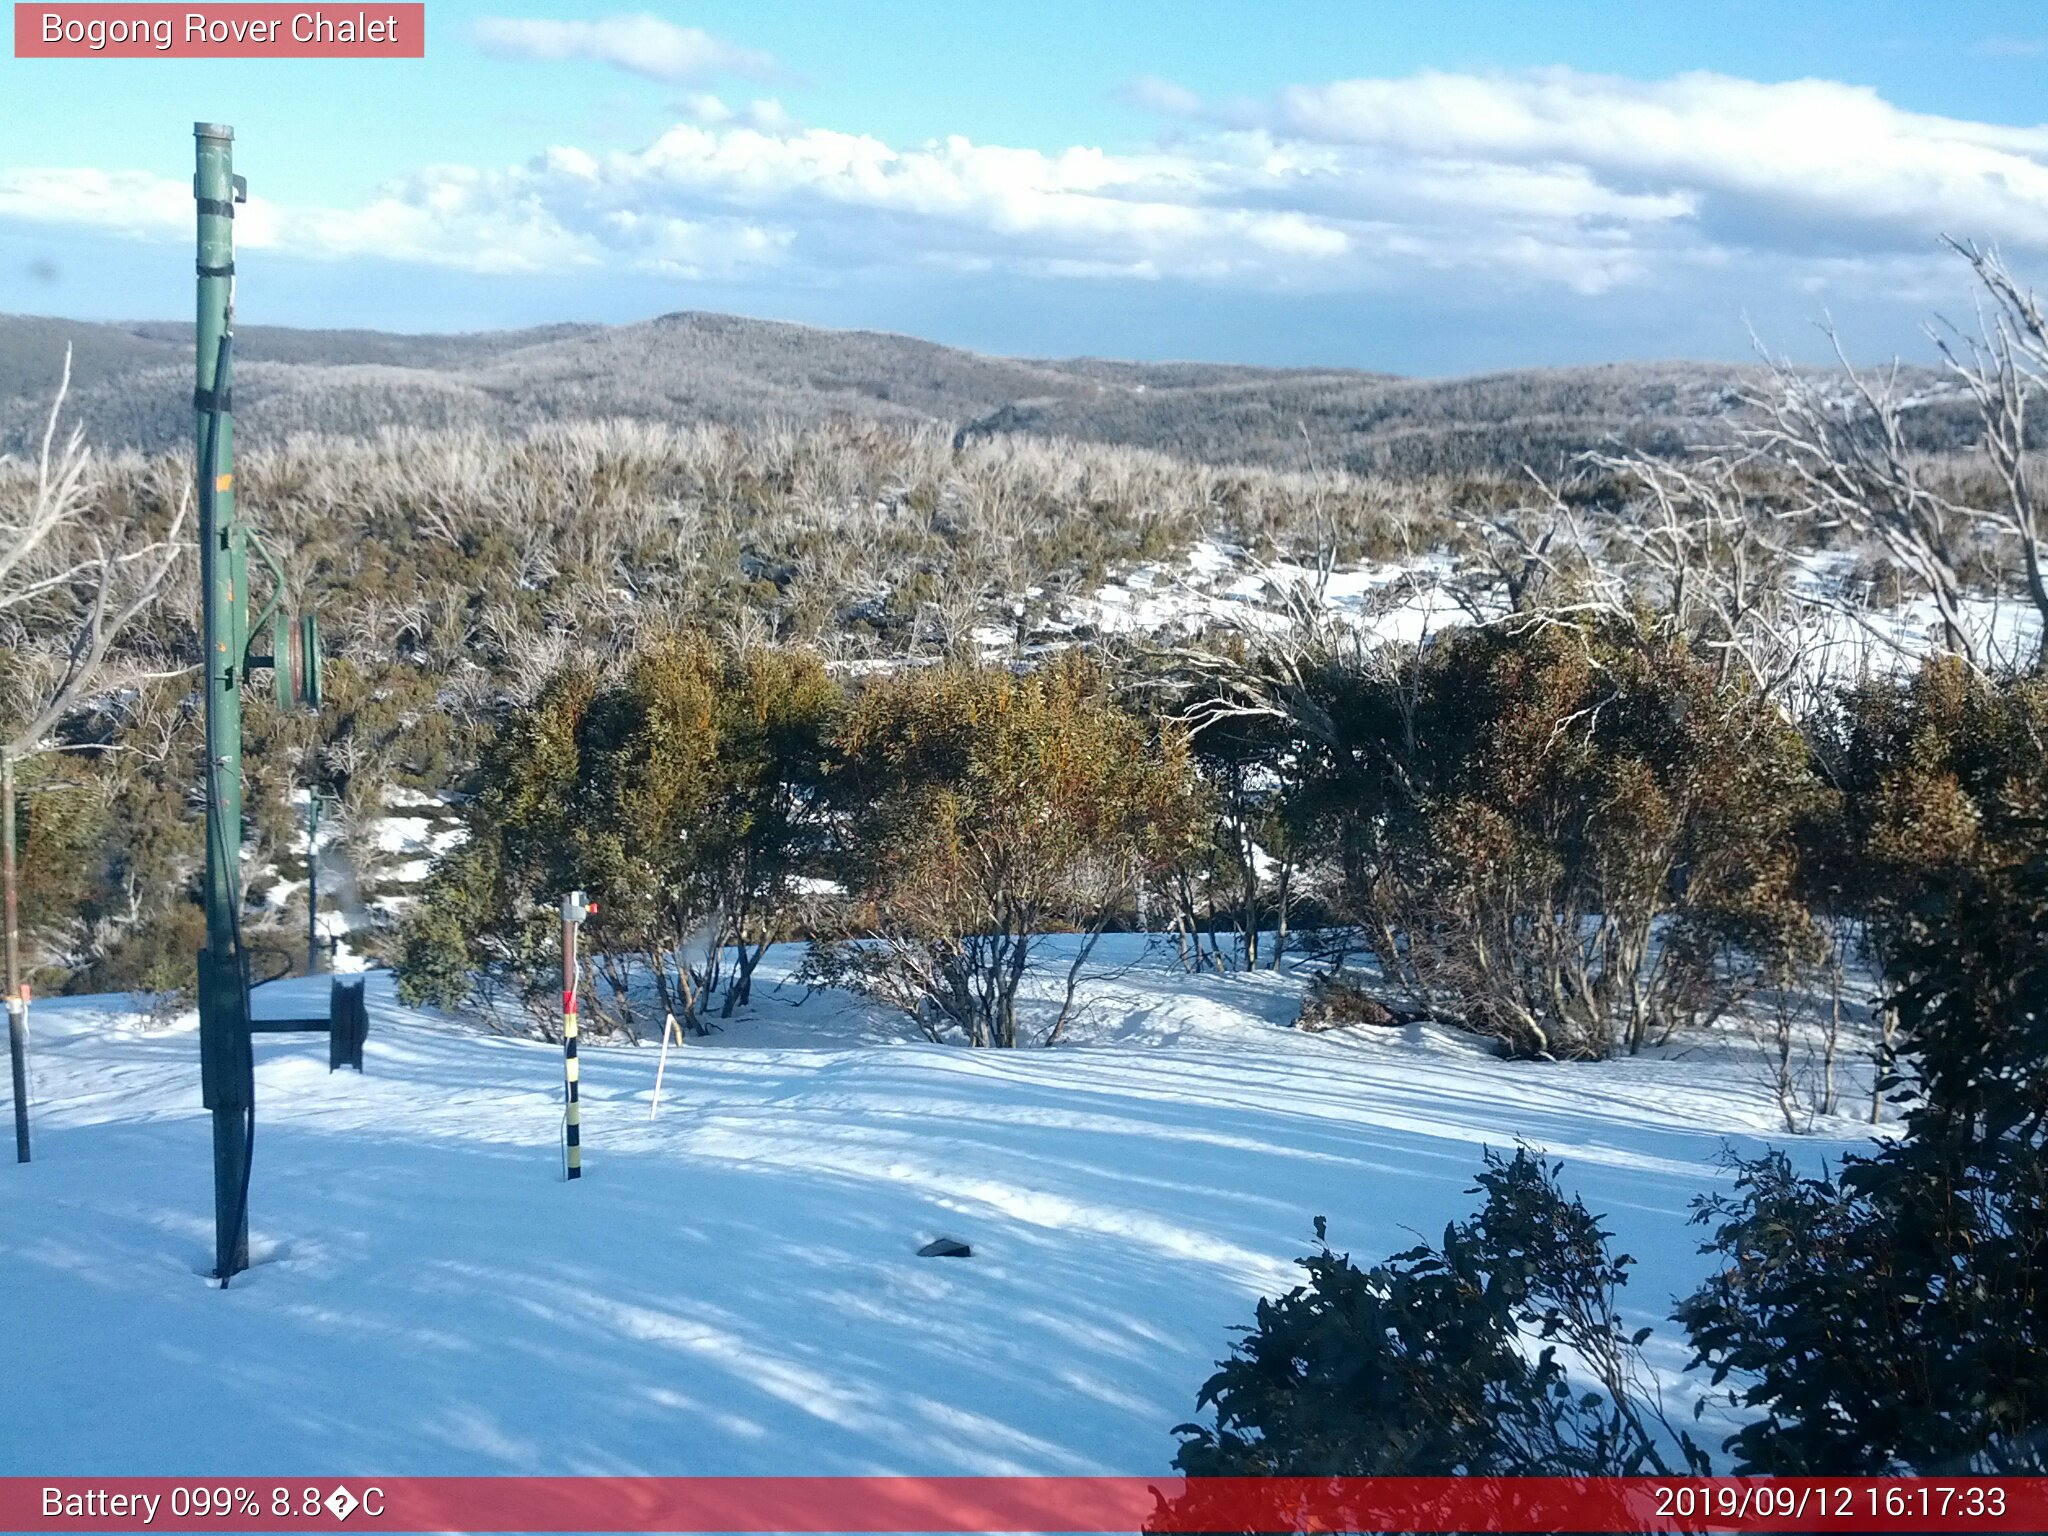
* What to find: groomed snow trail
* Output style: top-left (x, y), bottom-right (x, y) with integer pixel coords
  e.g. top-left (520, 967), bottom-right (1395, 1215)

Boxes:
top-left (0, 940), bottom-right (1868, 1475)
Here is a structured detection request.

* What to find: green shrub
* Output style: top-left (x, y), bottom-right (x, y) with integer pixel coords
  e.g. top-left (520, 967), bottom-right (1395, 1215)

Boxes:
top-left (1173, 1148), bottom-right (1708, 1477)
top-left (1678, 846), bottom-right (2048, 1474)
top-left (394, 638), bottom-right (842, 1034)
top-left (814, 655), bottom-right (1204, 1046)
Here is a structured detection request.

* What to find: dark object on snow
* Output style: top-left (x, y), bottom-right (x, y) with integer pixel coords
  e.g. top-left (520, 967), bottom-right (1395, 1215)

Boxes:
top-left (1296, 972), bottom-right (1400, 1031)
top-left (328, 977), bottom-right (369, 1072)
top-left (918, 1237), bottom-right (972, 1258)
top-left (1293, 972), bottom-right (1519, 1052)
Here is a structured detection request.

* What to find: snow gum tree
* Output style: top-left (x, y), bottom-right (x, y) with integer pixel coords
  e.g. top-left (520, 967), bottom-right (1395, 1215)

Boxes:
top-left (1677, 843), bottom-right (2048, 1473)
top-left (1800, 659), bottom-right (2048, 1116)
top-left (394, 664), bottom-right (594, 1033)
top-left (812, 656), bottom-right (1204, 1046)
top-left (1280, 623), bottom-right (1821, 1059)
top-left (395, 639), bottom-right (841, 1034)
top-left (580, 639), bottom-right (840, 1029)
top-left (1671, 655), bottom-right (2048, 1472)
top-left (1425, 627), bottom-right (1820, 1057)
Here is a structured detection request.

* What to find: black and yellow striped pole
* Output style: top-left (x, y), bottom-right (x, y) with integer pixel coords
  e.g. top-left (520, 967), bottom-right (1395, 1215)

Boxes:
top-left (560, 889), bottom-right (594, 1179)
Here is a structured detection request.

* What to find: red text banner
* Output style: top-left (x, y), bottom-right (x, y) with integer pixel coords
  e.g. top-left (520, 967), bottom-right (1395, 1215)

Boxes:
top-left (5, 1476), bottom-right (2048, 1533)
top-left (14, 4), bottom-right (425, 58)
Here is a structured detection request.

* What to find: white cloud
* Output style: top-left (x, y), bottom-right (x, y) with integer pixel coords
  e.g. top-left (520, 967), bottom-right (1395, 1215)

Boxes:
top-left (1260, 69), bottom-right (2048, 255)
top-left (674, 92), bottom-right (733, 125)
top-left (672, 95), bottom-right (793, 131)
top-left (741, 98), bottom-right (795, 133)
top-left (0, 168), bottom-right (189, 243)
top-left (1122, 75), bottom-right (1203, 117)
top-left (582, 125), bottom-right (1361, 284)
top-left (0, 158), bottom-right (786, 281)
top-left (472, 13), bottom-right (772, 85)
top-left (4, 66), bottom-right (2042, 310)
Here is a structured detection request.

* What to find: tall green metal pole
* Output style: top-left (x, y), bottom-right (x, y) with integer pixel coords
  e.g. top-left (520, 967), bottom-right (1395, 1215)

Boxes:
top-left (195, 122), bottom-right (250, 1281)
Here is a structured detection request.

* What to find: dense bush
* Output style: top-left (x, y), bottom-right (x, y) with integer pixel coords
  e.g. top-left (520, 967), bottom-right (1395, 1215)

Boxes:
top-left (395, 638), bottom-right (841, 1034)
top-left (1173, 1148), bottom-right (1708, 1477)
top-left (1676, 839), bottom-right (2048, 1473)
top-left (2, 682), bottom-right (222, 1001)
top-left (808, 656), bottom-right (1204, 1046)
top-left (1208, 621), bottom-right (1822, 1058)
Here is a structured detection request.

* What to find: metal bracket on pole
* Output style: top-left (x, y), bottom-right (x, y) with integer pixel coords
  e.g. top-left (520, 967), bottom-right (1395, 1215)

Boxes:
top-left (245, 532), bottom-right (323, 712)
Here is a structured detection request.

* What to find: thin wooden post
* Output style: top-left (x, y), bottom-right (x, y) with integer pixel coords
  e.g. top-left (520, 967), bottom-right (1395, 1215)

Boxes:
top-left (3, 748), bottom-right (29, 1164)
top-left (306, 789), bottom-right (321, 976)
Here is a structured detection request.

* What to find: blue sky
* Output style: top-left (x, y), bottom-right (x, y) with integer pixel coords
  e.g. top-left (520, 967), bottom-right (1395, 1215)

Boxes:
top-left (2, 1), bottom-right (2045, 371)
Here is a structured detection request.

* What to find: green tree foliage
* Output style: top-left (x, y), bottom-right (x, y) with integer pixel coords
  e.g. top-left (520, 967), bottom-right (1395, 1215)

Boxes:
top-left (812, 657), bottom-right (1204, 1046)
top-left (1678, 719), bottom-right (2048, 1474)
top-left (1805, 660), bottom-right (2048, 1107)
top-left (1818, 663), bottom-right (2039, 925)
top-left (1173, 1148), bottom-right (1708, 1478)
top-left (395, 639), bottom-right (841, 1034)
top-left (580, 640), bottom-right (841, 1029)
top-left (1810, 659), bottom-right (2047, 944)
top-left (5, 683), bottom-right (213, 1003)
top-left (11, 754), bottom-right (107, 978)
top-left (396, 662), bottom-right (593, 1029)
top-left (1257, 623), bottom-right (1819, 1058)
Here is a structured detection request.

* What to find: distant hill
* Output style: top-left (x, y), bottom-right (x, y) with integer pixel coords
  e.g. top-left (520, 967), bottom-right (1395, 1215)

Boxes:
top-left (0, 309), bottom-right (1960, 477)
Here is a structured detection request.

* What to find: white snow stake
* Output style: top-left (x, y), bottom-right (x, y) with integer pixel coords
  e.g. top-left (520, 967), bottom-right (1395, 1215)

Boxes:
top-left (649, 1011), bottom-right (682, 1120)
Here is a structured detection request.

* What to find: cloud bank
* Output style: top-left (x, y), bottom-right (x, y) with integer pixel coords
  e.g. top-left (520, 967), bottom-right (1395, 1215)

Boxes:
top-left (4, 66), bottom-right (2042, 320)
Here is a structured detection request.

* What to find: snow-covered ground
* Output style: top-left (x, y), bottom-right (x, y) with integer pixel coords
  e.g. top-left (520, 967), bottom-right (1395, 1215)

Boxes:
top-left (256, 785), bottom-right (469, 972)
top-left (1058, 540), bottom-right (1477, 648)
top-left (0, 939), bottom-right (1875, 1477)
top-left (1788, 549), bottom-right (2044, 678)
top-left (1044, 537), bottom-right (2043, 681)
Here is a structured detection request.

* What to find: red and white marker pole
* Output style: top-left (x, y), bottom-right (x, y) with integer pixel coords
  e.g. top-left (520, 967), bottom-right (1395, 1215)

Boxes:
top-left (559, 890), bottom-right (595, 1180)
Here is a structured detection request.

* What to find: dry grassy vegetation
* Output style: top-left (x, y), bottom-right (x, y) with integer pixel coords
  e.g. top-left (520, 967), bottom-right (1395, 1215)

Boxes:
top-left (0, 251), bottom-right (2042, 1074)
top-left (1, 306), bottom-right (1987, 477)
top-left (0, 412), bottom-right (1460, 993)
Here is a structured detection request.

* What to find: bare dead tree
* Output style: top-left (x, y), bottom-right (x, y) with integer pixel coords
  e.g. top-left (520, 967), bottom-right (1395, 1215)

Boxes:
top-left (1745, 332), bottom-right (1982, 668)
top-left (0, 349), bottom-right (190, 758)
top-left (1, 352), bottom-right (188, 1157)
top-left (1463, 428), bottom-right (1992, 718)
top-left (1158, 566), bottom-right (1385, 753)
top-left (1449, 492), bottom-right (1575, 620)
top-left (1568, 451), bottom-right (1861, 715)
top-left (1936, 240), bottom-right (2048, 666)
